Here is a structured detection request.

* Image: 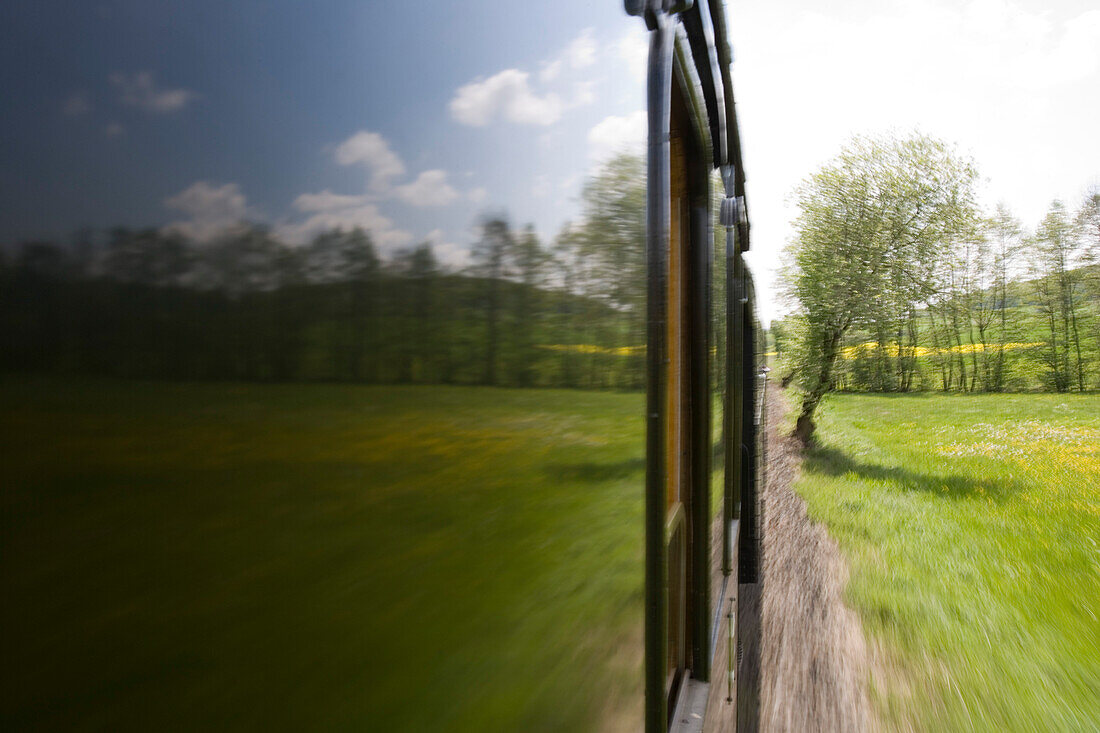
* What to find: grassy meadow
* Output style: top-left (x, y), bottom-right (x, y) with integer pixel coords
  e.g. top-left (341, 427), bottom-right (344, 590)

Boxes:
top-left (795, 392), bottom-right (1100, 731)
top-left (0, 377), bottom-right (647, 731)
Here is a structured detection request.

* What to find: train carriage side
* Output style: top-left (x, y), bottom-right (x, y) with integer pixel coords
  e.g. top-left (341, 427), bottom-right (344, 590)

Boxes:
top-left (627, 1), bottom-right (763, 730)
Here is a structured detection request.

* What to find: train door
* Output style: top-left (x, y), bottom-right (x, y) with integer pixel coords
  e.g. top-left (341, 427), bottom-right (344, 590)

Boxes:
top-left (654, 49), bottom-right (713, 726)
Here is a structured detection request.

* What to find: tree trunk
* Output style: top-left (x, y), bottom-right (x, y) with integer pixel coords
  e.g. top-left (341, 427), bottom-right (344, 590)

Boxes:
top-left (794, 328), bottom-right (842, 445)
top-left (1070, 296), bottom-right (1085, 392)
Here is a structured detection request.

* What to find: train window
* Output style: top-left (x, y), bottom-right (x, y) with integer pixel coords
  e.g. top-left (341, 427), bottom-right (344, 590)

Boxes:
top-left (666, 71), bottom-right (690, 698)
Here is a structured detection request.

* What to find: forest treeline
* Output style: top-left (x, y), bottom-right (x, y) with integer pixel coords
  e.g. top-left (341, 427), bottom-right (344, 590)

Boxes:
top-left (778, 137), bottom-right (1100, 397)
top-left (1, 155), bottom-right (690, 391)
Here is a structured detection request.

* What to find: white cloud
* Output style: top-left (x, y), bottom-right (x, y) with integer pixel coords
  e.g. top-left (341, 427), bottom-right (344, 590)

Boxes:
top-left (426, 228), bottom-right (471, 270)
top-left (333, 130), bottom-right (406, 192)
top-left (110, 71), bottom-right (195, 113)
top-left (451, 28), bottom-right (600, 127)
top-left (617, 31), bottom-right (648, 82)
top-left (163, 181), bottom-right (248, 241)
top-left (293, 190), bottom-right (372, 212)
top-left (587, 110), bottom-right (646, 162)
top-left (278, 201), bottom-right (412, 250)
top-left (284, 183), bottom-right (410, 249)
top-left (540, 28), bottom-right (597, 82)
top-left (539, 59), bottom-right (565, 85)
top-left (571, 80), bottom-right (596, 107)
top-left (958, 1), bottom-right (1100, 88)
top-left (278, 131), bottom-right (464, 250)
top-left (539, 60), bottom-right (564, 85)
top-left (449, 69), bottom-right (563, 126)
top-left (393, 169), bottom-right (459, 207)
top-left (62, 91), bottom-right (91, 116)
top-left (468, 187), bottom-right (488, 204)
top-left (564, 29), bottom-right (597, 70)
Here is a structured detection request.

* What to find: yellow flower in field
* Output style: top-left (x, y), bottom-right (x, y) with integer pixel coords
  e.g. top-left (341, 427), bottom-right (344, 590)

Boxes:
top-left (839, 341), bottom-right (1043, 360)
top-left (536, 343), bottom-right (645, 356)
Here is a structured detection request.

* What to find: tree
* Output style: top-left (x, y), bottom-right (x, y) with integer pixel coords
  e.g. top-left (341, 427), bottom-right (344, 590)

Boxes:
top-left (342, 227), bottom-right (380, 381)
top-left (985, 204), bottom-right (1023, 391)
top-left (934, 218), bottom-right (986, 393)
top-left (512, 225), bottom-right (547, 387)
top-left (1031, 200), bottom-right (1086, 392)
top-left (1077, 191), bottom-right (1100, 387)
top-left (392, 241), bottom-right (438, 383)
top-left (551, 225), bottom-right (584, 387)
top-left (103, 227), bottom-right (192, 286)
top-left (472, 216), bottom-right (511, 385)
top-left (783, 133), bottom-right (978, 443)
top-left (302, 227), bottom-right (380, 380)
top-left (576, 154), bottom-right (647, 388)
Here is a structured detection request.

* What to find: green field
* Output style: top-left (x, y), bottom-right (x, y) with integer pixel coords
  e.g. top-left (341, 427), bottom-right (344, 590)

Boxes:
top-left (796, 393), bottom-right (1100, 731)
top-left (0, 378), bottom-right (647, 731)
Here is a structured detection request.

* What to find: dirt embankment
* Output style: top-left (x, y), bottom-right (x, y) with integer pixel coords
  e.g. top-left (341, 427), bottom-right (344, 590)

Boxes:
top-left (750, 384), bottom-right (873, 732)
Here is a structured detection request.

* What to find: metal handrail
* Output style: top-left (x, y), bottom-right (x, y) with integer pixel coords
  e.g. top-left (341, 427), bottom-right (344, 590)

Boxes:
top-left (759, 364), bottom-right (769, 497)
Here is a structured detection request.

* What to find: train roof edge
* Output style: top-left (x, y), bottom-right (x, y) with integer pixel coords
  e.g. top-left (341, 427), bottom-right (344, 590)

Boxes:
top-left (631, 0), bottom-right (751, 252)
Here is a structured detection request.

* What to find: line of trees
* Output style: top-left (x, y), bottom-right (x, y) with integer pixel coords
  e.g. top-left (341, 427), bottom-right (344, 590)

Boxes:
top-left (780, 132), bottom-right (1099, 440)
top-left (0, 155), bottom-right (654, 391)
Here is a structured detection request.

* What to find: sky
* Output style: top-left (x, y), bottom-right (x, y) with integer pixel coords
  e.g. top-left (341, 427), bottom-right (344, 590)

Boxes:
top-left (1, 0), bottom-right (1098, 325)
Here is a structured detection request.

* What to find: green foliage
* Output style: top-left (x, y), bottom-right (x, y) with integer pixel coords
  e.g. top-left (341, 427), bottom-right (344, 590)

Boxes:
top-left (782, 132), bottom-right (979, 438)
top-left (796, 392), bottom-right (1100, 731)
top-left (814, 265), bottom-right (1099, 395)
top-left (781, 137), bottom-right (1100, 405)
top-left (1031, 200), bottom-right (1091, 392)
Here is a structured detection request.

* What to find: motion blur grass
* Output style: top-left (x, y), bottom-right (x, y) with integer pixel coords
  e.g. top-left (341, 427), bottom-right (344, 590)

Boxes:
top-left (796, 393), bottom-right (1100, 731)
top-left (1, 377), bottom-right (645, 731)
